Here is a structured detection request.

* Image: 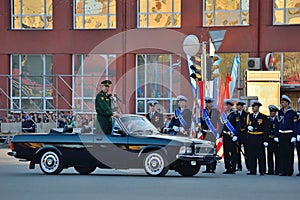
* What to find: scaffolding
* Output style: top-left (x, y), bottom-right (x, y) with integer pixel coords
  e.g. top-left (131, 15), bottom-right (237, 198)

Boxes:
top-left (0, 74), bottom-right (99, 134)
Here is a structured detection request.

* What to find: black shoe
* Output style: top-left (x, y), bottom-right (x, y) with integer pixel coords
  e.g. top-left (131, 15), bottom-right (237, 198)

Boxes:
top-left (279, 173), bottom-right (287, 176)
top-left (260, 173), bottom-right (265, 176)
top-left (247, 172), bottom-right (256, 175)
top-left (223, 171), bottom-right (235, 174)
top-left (203, 170), bottom-right (213, 173)
top-left (296, 173), bottom-right (300, 176)
top-left (266, 172), bottom-right (274, 175)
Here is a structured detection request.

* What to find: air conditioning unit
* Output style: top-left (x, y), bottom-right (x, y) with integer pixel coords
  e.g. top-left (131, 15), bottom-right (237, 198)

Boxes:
top-left (247, 58), bottom-right (261, 70)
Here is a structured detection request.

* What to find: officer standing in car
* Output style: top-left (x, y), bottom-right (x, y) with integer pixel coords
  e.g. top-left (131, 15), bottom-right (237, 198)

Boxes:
top-left (265, 105), bottom-right (279, 175)
top-left (247, 101), bottom-right (268, 175)
top-left (274, 95), bottom-right (297, 176)
top-left (95, 80), bottom-right (119, 134)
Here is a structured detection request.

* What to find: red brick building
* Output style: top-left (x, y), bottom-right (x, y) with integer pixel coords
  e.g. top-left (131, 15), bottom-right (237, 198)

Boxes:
top-left (0, 0), bottom-right (300, 119)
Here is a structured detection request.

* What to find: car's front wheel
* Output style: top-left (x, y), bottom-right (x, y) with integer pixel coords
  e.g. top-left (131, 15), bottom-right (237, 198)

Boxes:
top-left (176, 164), bottom-right (201, 177)
top-left (39, 151), bottom-right (63, 175)
top-left (74, 166), bottom-right (96, 175)
top-left (143, 152), bottom-right (168, 176)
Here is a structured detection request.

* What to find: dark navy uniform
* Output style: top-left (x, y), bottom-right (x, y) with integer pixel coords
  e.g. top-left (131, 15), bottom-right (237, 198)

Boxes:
top-left (236, 108), bottom-right (249, 171)
top-left (274, 95), bottom-right (297, 176)
top-left (201, 98), bottom-right (221, 173)
top-left (221, 101), bottom-right (240, 174)
top-left (146, 101), bottom-right (164, 131)
top-left (247, 101), bottom-right (268, 175)
top-left (266, 106), bottom-right (279, 175)
top-left (167, 95), bottom-right (191, 136)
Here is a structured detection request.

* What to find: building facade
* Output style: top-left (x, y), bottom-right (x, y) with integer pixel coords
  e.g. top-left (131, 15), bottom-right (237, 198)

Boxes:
top-left (0, 0), bottom-right (300, 120)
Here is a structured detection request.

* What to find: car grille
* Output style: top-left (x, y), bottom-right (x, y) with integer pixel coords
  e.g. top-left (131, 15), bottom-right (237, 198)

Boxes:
top-left (194, 144), bottom-right (215, 156)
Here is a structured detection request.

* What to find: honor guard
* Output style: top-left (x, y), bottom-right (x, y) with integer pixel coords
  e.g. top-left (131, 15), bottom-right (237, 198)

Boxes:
top-left (274, 95), bottom-right (298, 176)
top-left (168, 95), bottom-right (192, 136)
top-left (220, 99), bottom-right (240, 174)
top-left (246, 101), bottom-right (268, 175)
top-left (295, 98), bottom-right (300, 176)
top-left (236, 101), bottom-right (249, 171)
top-left (265, 105), bottom-right (280, 175)
top-left (201, 97), bottom-right (221, 173)
top-left (146, 100), bottom-right (164, 131)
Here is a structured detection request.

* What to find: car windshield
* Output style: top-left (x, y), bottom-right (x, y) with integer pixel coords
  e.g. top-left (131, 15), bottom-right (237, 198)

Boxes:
top-left (120, 115), bottom-right (159, 135)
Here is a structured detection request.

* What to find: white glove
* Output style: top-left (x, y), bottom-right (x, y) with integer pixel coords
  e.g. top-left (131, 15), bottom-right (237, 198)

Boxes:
top-left (291, 137), bottom-right (296, 143)
top-left (232, 136), bottom-right (238, 142)
top-left (218, 137), bottom-right (223, 143)
top-left (263, 142), bottom-right (268, 147)
top-left (173, 126), bottom-right (179, 132)
top-left (179, 127), bottom-right (185, 133)
top-left (248, 126), bottom-right (253, 132)
top-left (297, 135), bottom-right (300, 142)
top-left (274, 137), bottom-right (279, 143)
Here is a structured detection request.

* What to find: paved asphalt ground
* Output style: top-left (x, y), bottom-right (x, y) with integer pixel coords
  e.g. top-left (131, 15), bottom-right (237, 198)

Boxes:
top-left (0, 147), bottom-right (299, 200)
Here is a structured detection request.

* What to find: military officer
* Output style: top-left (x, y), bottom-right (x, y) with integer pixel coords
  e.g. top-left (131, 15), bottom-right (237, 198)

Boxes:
top-left (95, 80), bottom-right (119, 134)
top-left (246, 101), bottom-right (268, 175)
top-left (146, 100), bottom-right (164, 131)
top-left (295, 98), bottom-right (300, 176)
top-left (236, 101), bottom-right (249, 171)
top-left (201, 97), bottom-right (221, 173)
top-left (265, 105), bottom-right (279, 175)
top-left (220, 99), bottom-right (240, 174)
top-left (168, 95), bottom-right (192, 136)
top-left (274, 95), bottom-right (297, 176)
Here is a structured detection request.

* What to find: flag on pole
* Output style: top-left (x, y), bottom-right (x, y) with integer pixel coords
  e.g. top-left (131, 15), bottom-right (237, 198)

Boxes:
top-left (229, 55), bottom-right (240, 99)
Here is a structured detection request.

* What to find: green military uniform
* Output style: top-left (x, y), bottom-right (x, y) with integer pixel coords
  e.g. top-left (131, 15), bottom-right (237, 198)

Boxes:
top-left (95, 90), bottom-right (113, 134)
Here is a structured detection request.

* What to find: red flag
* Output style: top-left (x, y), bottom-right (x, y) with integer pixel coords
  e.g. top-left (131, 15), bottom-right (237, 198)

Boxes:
top-left (218, 76), bottom-right (225, 112)
top-left (199, 81), bottom-right (204, 110)
top-left (225, 73), bottom-right (232, 99)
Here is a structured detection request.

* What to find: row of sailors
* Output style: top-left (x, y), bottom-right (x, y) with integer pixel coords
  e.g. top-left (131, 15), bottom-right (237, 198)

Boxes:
top-left (218, 95), bottom-right (300, 176)
top-left (146, 95), bottom-right (300, 176)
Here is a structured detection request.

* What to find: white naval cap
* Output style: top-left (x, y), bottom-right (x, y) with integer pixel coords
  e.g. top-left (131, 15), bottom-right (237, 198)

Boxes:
top-left (177, 95), bottom-right (188, 102)
top-left (281, 95), bottom-right (292, 104)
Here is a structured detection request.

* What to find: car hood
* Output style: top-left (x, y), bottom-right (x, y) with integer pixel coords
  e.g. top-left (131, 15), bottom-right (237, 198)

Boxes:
top-left (142, 133), bottom-right (213, 145)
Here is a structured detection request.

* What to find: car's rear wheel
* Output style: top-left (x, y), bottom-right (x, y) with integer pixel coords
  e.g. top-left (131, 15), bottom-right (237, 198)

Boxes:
top-left (143, 152), bottom-right (168, 176)
top-left (74, 166), bottom-right (96, 175)
top-left (176, 164), bottom-right (201, 177)
top-left (39, 151), bottom-right (63, 175)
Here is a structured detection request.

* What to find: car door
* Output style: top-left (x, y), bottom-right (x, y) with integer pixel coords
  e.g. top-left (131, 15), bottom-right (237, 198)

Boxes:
top-left (92, 120), bottom-right (133, 169)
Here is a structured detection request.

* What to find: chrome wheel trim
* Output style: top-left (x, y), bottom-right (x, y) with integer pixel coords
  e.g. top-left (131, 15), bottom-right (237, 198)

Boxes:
top-left (40, 151), bottom-right (60, 174)
top-left (144, 153), bottom-right (164, 176)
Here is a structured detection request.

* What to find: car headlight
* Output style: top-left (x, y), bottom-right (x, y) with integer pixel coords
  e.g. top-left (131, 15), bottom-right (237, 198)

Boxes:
top-left (179, 146), bottom-right (193, 154)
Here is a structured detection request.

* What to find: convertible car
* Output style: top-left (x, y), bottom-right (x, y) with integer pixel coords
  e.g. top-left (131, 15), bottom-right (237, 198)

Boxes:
top-left (8, 114), bottom-right (220, 176)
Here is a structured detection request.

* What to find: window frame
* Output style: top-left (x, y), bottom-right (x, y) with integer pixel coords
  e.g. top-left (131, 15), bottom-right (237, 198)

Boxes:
top-left (73, 0), bottom-right (117, 30)
top-left (135, 54), bottom-right (181, 114)
top-left (137, 0), bottom-right (181, 28)
top-left (203, 0), bottom-right (250, 27)
top-left (72, 54), bottom-right (117, 113)
top-left (11, 0), bottom-right (53, 30)
top-left (273, 0), bottom-right (300, 25)
top-left (10, 54), bottom-right (53, 111)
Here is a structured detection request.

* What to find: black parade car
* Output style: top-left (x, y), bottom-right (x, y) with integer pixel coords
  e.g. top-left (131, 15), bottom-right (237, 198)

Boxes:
top-left (8, 114), bottom-right (220, 176)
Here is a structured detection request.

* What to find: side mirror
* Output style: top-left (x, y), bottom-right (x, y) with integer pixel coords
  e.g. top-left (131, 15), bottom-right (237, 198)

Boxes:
top-left (112, 128), bottom-right (124, 136)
